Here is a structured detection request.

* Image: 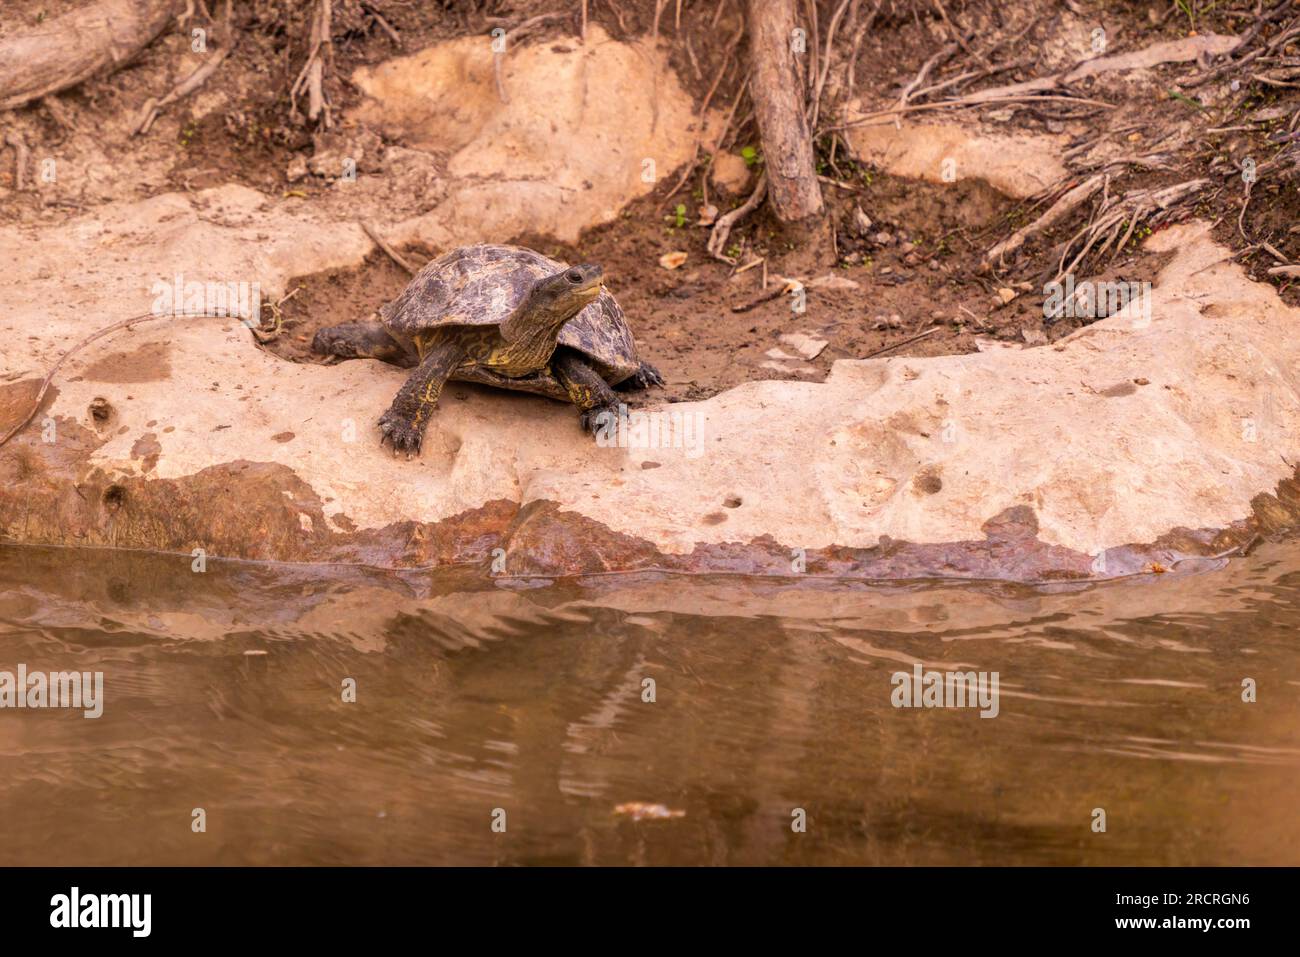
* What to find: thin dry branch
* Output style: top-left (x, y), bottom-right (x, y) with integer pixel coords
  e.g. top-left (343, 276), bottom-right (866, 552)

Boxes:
top-left (708, 173), bottom-right (768, 262)
top-left (4, 132), bottom-right (29, 191)
top-left (134, 0), bottom-right (235, 136)
top-left (359, 220), bottom-right (416, 275)
top-left (1051, 179), bottom-right (1208, 284)
top-left (986, 174), bottom-right (1105, 266)
top-left (1, 309), bottom-right (234, 451)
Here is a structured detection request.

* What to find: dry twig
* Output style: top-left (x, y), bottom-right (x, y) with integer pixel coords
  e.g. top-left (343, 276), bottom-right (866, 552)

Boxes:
top-left (708, 174), bottom-right (767, 261)
top-left (359, 221), bottom-right (417, 275)
top-left (1, 310), bottom-right (236, 451)
top-left (135, 0), bottom-right (235, 136)
top-left (4, 132), bottom-right (29, 190)
top-left (1051, 179), bottom-right (1208, 283)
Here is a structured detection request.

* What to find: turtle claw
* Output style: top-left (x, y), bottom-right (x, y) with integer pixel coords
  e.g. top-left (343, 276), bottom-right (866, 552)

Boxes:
top-left (639, 363), bottom-right (665, 388)
top-left (618, 362), bottom-right (665, 392)
top-left (580, 403), bottom-right (621, 437)
top-left (378, 411), bottom-right (424, 456)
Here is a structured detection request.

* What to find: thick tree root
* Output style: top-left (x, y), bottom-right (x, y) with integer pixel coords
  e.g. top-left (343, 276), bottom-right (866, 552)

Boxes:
top-left (0, 0), bottom-right (180, 111)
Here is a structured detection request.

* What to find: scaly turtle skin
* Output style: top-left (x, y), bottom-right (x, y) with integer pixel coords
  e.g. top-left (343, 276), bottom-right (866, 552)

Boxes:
top-left (312, 244), bottom-right (663, 454)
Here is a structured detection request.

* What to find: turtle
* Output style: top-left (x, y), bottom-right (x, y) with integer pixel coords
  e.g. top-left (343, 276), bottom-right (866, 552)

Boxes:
top-left (311, 243), bottom-right (663, 454)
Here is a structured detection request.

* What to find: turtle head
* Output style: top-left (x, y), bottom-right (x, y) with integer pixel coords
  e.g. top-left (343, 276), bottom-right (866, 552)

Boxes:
top-left (527, 264), bottom-right (604, 325)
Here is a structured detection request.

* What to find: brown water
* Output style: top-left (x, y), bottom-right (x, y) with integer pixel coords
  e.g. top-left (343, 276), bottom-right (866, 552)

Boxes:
top-left (0, 542), bottom-right (1297, 866)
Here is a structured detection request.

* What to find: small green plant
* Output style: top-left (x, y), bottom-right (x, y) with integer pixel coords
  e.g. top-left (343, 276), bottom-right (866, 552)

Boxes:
top-left (726, 243), bottom-right (742, 260)
top-left (662, 203), bottom-right (687, 228)
top-left (1174, 0), bottom-right (1223, 31)
top-left (1129, 223), bottom-right (1153, 247)
top-left (1167, 89), bottom-right (1207, 112)
top-left (740, 145), bottom-right (760, 168)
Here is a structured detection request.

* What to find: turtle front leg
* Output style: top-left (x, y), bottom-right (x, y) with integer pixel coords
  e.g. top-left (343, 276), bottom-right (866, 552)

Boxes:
top-left (552, 347), bottom-right (622, 436)
top-left (312, 320), bottom-right (412, 365)
top-left (378, 339), bottom-right (465, 455)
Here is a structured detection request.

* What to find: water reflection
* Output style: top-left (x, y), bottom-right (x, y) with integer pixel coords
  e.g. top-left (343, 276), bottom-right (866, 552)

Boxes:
top-left (0, 543), bottom-right (1296, 865)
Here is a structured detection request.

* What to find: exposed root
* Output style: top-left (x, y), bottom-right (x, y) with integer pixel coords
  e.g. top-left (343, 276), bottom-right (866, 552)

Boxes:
top-left (41, 95), bottom-right (78, 134)
top-left (4, 132), bottom-right (29, 191)
top-left (810, 0), bottom-right (853, 129)
top-left (290, 0), bottom-right (334, 129)
top-left (484, 13), bottom-right (572, 105)
top-left (666, 19), bottom-right (744, 200)
top-left (836, 32), bottom-right (1241, 132)
top-left (707, 174), bottom-right (767, 263)
top-left (360, 2), bottom-right (402, 48)
top-left (1050, 179), bottom-right (1209, 284)
top-left (986, 175), bottom-right (1105, 267)
top-left (0, 0), bottom-right (180, 111)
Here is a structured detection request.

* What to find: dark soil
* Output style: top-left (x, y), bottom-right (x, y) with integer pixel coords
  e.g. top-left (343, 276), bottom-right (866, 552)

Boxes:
top-left (268, 172), bottom-right (1043, 403)
top-left (264, 152), bottom-right (1175, 404)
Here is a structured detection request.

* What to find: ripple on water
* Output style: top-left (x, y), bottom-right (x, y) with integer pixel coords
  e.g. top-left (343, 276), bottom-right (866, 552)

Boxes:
top-left (0, 541), bottom-right (1298, 865)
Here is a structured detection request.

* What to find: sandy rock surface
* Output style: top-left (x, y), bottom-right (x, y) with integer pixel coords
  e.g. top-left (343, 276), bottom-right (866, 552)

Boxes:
top-left (3, 190), bottom-right (1300, 580)
top-left (842, 118), bottom-right (1069, 199)
top-left (4, 28), bottom-right (1300, 580)
top-left (352, 25), bottom-right (708, 247)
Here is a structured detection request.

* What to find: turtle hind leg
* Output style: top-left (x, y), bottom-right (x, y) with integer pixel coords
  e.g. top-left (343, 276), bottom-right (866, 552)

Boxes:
top-left (615, 360), bottom-right (665, 392)
top-left (312, 320), bottom-right (411, 365)
top-left (553, 347), bottom-right (622, 435)
top-left (378, 337), bottom-right (466, 456)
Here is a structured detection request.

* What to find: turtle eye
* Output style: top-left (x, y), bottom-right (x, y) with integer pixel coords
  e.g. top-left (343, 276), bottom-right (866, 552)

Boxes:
top-left (565, 269), bottom-right (583, 284)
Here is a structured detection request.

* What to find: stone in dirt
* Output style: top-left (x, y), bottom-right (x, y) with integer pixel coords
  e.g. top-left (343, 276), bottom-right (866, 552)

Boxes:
top-left (778, 332), bottom-right (829, 360)
top-left (710, 153), bottom-right (752, 195)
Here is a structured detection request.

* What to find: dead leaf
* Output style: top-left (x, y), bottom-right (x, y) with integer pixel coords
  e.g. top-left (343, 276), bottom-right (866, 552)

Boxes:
top-left (614, 802), bottom-right (685, 821)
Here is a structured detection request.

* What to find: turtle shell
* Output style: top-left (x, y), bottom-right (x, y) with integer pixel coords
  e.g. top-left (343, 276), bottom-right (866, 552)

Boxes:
top-left (381, 244), bottom-right (640, 387)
